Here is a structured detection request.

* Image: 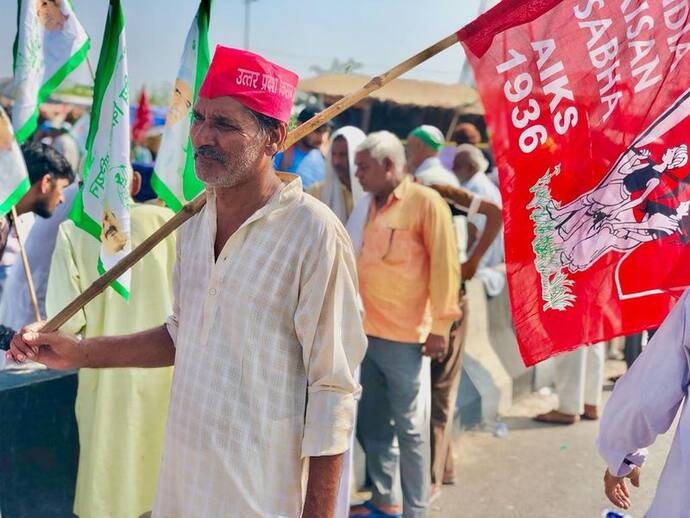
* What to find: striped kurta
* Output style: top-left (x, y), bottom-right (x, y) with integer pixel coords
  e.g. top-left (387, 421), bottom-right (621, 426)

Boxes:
top-left (154, 176), bottom-right (367, 517)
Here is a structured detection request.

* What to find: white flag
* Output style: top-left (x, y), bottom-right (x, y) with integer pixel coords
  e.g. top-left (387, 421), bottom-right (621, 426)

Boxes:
top-left (70, 0), bottom-right (131, 299)
top-left (151, 0), bottom-right (211, 212)
top-left (0, 107), bottom-right (30, 218)
top-left (12, 0), bottom-right (90, 143)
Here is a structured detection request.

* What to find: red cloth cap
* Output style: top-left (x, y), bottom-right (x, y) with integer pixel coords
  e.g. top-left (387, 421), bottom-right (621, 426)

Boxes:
top-left (199, 46), bottom-right (298, 124)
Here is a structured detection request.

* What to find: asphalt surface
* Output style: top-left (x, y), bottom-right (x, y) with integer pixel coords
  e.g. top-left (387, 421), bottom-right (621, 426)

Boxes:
top-left (428, 364), bottom-right (674, 518)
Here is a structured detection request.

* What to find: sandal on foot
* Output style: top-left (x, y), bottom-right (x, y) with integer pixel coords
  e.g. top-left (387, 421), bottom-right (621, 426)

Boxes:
top-left (534, 410), bottom-right (579, 425)
top-left (350, 501), bottom-right (402, 518)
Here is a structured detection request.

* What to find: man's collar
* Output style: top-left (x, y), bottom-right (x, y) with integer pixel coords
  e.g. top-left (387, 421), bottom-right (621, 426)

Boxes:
top-left (391, 175), bottom-right (412, 200)
top-left (247, 172), bottom-right (302, 217)
top-left (207, 171), bottom-right (302, 234)
top-left (277, 171), bottom-right (299, 186)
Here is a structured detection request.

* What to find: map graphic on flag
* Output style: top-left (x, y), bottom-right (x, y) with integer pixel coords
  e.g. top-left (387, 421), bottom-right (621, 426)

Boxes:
top-left (458, 0), bottom-right (690, 364)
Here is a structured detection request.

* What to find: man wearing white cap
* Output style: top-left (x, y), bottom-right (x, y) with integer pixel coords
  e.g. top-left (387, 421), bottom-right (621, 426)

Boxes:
top-left (407, 125), bottom-right (467, 501)
top-left (406, 125), bottom-right (459, 188)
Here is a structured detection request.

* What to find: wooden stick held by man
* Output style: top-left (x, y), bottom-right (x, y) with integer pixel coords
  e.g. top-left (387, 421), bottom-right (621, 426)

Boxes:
top-left (40, 32), bottom-right (460, 333)
top-left (10, 206), bottom-right (41, 322)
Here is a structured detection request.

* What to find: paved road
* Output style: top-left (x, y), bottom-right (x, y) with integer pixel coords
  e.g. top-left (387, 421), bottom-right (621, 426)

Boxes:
top-left (429, 367), bottom-right (674, 518)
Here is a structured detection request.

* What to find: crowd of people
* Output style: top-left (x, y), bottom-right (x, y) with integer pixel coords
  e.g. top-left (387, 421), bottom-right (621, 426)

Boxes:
top-left (0, 45), bottom-right (678, 518)
top-left (0, 52), bottom-right (506, 517)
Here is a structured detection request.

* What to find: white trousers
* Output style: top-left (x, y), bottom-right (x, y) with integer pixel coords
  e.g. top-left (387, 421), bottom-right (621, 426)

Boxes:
top-left (553, 343), bottom-right (605, 416)
top-left (335, 434), bottom-right (354, 518)
top-left (335, 366), bottom-right (362, 518)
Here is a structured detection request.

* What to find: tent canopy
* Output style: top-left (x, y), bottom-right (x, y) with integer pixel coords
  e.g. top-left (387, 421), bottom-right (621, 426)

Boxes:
top-left (298, 74), bottom-right (484, 114)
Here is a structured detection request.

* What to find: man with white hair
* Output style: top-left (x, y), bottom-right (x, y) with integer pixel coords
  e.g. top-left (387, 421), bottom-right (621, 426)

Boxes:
top-left (406, 125), bottom-right (459, 188)
top-left (349, 131), bottom-right (460, 518)
top-left (307, 126), bottom-right (366, 223)
top-left (452, 143), bottom-right (505, 297)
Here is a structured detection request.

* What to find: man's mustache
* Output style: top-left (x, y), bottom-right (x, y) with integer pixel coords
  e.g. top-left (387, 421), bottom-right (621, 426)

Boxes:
top-left (194, 146), bottom-right (228, 164)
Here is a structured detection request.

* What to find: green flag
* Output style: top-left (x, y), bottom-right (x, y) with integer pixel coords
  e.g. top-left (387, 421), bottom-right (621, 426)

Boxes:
top-left (12, 0), bottom-right (90, 143)
top-left (151, 0), bottom-right (211, 212)
top-left (0, 106), bottom-right (30, 218)
top-left (70, 0), bottom-right (131, 299)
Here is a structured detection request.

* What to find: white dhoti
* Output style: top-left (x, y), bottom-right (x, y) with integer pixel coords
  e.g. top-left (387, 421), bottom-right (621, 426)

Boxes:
top-left (553, 343), bottom-right (605, 416)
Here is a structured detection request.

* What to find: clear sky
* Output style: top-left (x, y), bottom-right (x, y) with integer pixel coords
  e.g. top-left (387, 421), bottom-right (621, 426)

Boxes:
top-left (1, 0), bottom-right (484, 94)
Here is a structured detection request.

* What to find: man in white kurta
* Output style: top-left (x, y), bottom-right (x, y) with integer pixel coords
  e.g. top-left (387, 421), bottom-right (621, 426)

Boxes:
top-left (0, 184), bottom-right (78, 331)
top-left (154, 174), bottom-right (366, 516)
top-left (598, 289), bottom-right (690, 517)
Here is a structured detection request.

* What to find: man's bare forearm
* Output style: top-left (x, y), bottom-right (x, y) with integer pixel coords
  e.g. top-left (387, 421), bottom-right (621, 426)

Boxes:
top-left (302, 453), bottom-right (344, 518)
top-left (83, 325), bottom-right (175, 368)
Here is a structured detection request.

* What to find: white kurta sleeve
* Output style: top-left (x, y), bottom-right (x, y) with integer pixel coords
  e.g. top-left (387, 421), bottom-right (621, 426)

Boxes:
top-left (294, 224), bottom-right (367, 459)
top-left (165, 228), bottom-right (182, 345)
top-left (597, 290), bottom-right (690, 477)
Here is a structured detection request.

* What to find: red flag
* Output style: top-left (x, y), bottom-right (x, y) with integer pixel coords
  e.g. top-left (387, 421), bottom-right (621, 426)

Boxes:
top-left (458, 0), bottom-right (690, 365)
top-left (131, 87), bottom-right (153, 144)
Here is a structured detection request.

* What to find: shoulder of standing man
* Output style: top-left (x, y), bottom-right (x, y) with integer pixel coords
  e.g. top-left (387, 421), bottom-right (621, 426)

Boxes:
top-left (406, 179), bottom-right (454, 211)
top-left (292, 185), bottom-right (353, 243)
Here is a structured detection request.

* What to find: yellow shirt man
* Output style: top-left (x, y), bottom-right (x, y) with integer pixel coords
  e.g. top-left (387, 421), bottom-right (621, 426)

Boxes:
top-left (358, 175), bottom-right (461, 342)
top-left (351, 131), bottom-right (460, 517)
top-left (47, 203), bottom-right (176, 518)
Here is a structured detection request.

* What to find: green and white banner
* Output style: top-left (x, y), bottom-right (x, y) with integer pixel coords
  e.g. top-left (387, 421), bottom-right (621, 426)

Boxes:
top-left (151, 0), bottom-right (211, 212)
top-left (70, 0), bottom-right (131, 299)
top-left (0, 106), bottom-right (30, 218)
top-left (12, 0), bottom-right (90, 143)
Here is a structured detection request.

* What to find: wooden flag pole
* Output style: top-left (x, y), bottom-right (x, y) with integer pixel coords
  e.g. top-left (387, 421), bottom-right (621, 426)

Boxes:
top-left (10, 207), bottom-right (42, 322)
top-left (282, 33), bottom-right (459, 145)
top-left (42, 32), bottom-right (460, 333)
top-left (86, 56), bottom-right (97, 83)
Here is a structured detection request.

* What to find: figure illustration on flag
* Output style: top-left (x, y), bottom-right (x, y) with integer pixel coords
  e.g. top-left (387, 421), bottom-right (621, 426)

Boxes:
top-left (548, 147), bottom-right (690, 274)
top-left (13, 0), bottom-right (90, 143)
top-left (0, 106), bottom-right (30, 216)
top-left (154, 60), bottom-right (196, 205)
top-left (0, 109), bottom-right (13, 151)
top-left (37, 0), bottom-right (68, 31)
top-left (152, 0), bottom-right (211, 212)
top-left (166, 78), bottom-right (193, 127)
top-left (535, 90), bottom-right (690, 275)
top-left (70, 0), bottom-right (132, 298)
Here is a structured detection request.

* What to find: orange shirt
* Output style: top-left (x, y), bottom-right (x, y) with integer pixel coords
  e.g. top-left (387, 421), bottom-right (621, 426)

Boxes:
top-left (358, 176), bottom-right (461, 343)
